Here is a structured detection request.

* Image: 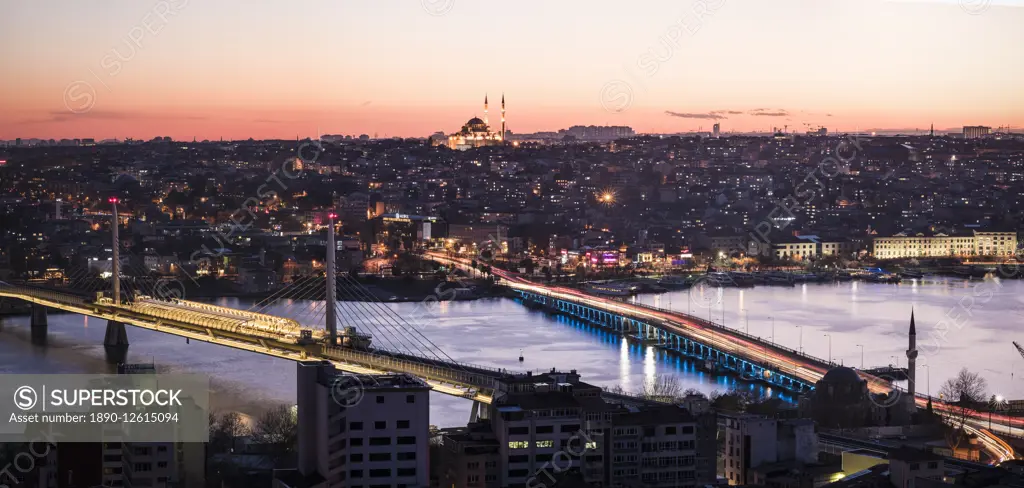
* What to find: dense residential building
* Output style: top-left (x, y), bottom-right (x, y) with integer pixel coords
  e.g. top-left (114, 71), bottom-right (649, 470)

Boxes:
top-left (962, 126), bottom-right (991, 139)
top-left (286, 361), bottom-right (430, 488)
top-left (719, 413), bottom-right (820, 486)
top-left (608, 405), bottom-right (701, 487)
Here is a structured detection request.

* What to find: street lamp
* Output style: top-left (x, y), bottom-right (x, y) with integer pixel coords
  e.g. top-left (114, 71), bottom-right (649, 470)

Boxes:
top-left (855, 344), bottom-right (864, 369)
top-left (824, 334), bottom-right (832, 365)
top-left (770, 316), bottom-right (775, 346)
top-left (797, 325), bottom-right (803, 354)
top-left (922, 364), bottom-right (931, 398)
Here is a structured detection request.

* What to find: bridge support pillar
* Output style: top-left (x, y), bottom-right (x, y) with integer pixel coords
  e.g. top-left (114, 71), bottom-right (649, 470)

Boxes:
top-left (469, 400), bottom-right (489, 424)
top-left (30, 304), bottom-right (47, 344)
top-left (103, 320), bottom-right (129, 364)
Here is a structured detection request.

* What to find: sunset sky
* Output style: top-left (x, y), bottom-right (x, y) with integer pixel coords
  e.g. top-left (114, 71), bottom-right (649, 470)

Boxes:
top-left (2, 0), bottom-right (1022, 140)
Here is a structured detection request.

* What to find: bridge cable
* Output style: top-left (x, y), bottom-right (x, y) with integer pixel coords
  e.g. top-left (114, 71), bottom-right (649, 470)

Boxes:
top-left (335, 272), bottom-right (467, 368)
top-left (329, 278), bottom-right (415, 355)
top-left (330, 276), bottom-right (436, 358)
top-left (250, 273), bottom-right (322, 315)
top-left (332, 275), bottom-right (466, 369)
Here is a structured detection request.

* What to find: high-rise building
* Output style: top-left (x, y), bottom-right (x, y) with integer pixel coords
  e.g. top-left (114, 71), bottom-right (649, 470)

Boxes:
top-left (286, 361), bottom-right (431, 488)
top-left (963, 125), bottom-right (991, 139)
top-left (713, 123), bottom-right (720, 138)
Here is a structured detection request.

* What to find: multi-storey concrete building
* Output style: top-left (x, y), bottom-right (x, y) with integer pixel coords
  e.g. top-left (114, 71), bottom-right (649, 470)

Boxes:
top-left (489, 370), bottom-right (611, 487)
top-left (285, 361), bottom-right (431, 488)
top-left (608, 405), bottom-right (701, 487)
top-left (719, 414), bottom-right (819, 486)
top-left (872, 230), bottom-right (1017, 259)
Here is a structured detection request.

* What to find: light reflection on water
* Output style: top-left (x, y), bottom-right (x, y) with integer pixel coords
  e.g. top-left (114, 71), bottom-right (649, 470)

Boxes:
top-left (0, 276), bottom-right (1020, 426)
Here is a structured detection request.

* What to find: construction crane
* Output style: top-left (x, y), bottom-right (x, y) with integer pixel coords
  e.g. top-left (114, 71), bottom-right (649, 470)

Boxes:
top-left (1015, 341), bottom-right (1024, 360)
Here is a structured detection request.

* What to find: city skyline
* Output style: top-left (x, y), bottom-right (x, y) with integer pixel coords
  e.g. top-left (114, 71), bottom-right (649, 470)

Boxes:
top-left (2, 0), bottom-right (1023, 140)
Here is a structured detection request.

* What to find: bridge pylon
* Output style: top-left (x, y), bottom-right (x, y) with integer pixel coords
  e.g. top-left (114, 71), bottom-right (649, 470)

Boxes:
top-left (469, 399), bottom-right (489, 423)
top-left (30, 304), bottom-right (47, 344)
top-left (325, 212), bottom-right (338, 345)
top-left (109, 197), bottom-right (121, 305)
top-left (103, 320), bottom-right (129, 364)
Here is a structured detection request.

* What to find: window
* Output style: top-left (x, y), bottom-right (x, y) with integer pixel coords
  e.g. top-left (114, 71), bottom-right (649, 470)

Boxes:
top-left (509, 454), bottom-right (528, 463)
top-left (665, 426), bottom-right (677, 435)
top-left (397, 468), bottom-right (416, 477)
top-left (508, 441), bottom-right (529, 449)
top-left (536, 440), bottom-right (554, 448)
top-left (910, 463), bottom-right (920, 471)
top-left (369, 468), bottom-right (391, 478)
top-left (508, 469), bottom-right (529, 477)
top-left (406, 395), bottom-right (415, 403)
top-left (397, 420), bottom-right (410, 429)
top-left (536, 425), bottom-right (554, 434)
top-left (928, 462), bottom-right (938, 469)
top-left (350, 421), bottom-right (364, 431)
top-left (585, 441), bottom-right (597, 449)
top-left (682, 426), bottom-right (694, 434)
top-left (374, 421), bottom-right (386, 430)
top-left (561, 424), bottom-right (581, 433)
top-left (397, 436), bottom-right (416, 445)
top-left (351, 438), bottom-right (364, 446)
top-left (369, 437), bottom-right (391, 446)
top-left (509, 426), bottom-right (529, 435)
top-left (369, 453), bottom-right (391, 462)
top-left (397, 451), bottom-right (417, 461)
top-left (350, 469), bottom-right (363, 478)
top-left (376, 395), bottom-right (384, 404)
top-left (350, 453), bottom-right (363, 462)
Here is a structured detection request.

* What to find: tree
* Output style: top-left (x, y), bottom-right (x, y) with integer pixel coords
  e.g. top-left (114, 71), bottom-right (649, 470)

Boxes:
top-left (520, 258), bottom-right (535, 274)
top-left (210, 411), bottom-right (250, 453)
top-left (643, 374), bottom-right (682, 402)
top-left (251, 405), bottom-right (298, 462)
top-left (938, 368), bottom-right (988, 453)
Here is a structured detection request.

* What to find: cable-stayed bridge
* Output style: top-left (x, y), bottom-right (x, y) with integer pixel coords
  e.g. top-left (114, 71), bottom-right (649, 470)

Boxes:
top-left (0, 206), bottom-right (510, 405)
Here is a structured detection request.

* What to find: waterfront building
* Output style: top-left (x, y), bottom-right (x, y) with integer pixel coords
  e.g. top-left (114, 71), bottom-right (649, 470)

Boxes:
top-left (871, 230), bottom-right (1017, 259)
top-left (285, 361), bottom-right (431, 488)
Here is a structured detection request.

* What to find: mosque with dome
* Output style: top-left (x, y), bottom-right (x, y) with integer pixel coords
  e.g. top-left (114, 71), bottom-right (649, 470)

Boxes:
top-left (434, 94), bottom-right (507, 150)
top-left (800, 311), bottom-right (919, 428)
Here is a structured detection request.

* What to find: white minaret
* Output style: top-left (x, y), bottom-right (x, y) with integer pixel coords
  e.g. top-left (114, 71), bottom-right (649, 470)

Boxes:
top-left (906, 310), bottom-right (918, 413)
top-left (484, 94), bottom-right (489, 126)
top-left (501, 93), bottom-right (506, 141)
